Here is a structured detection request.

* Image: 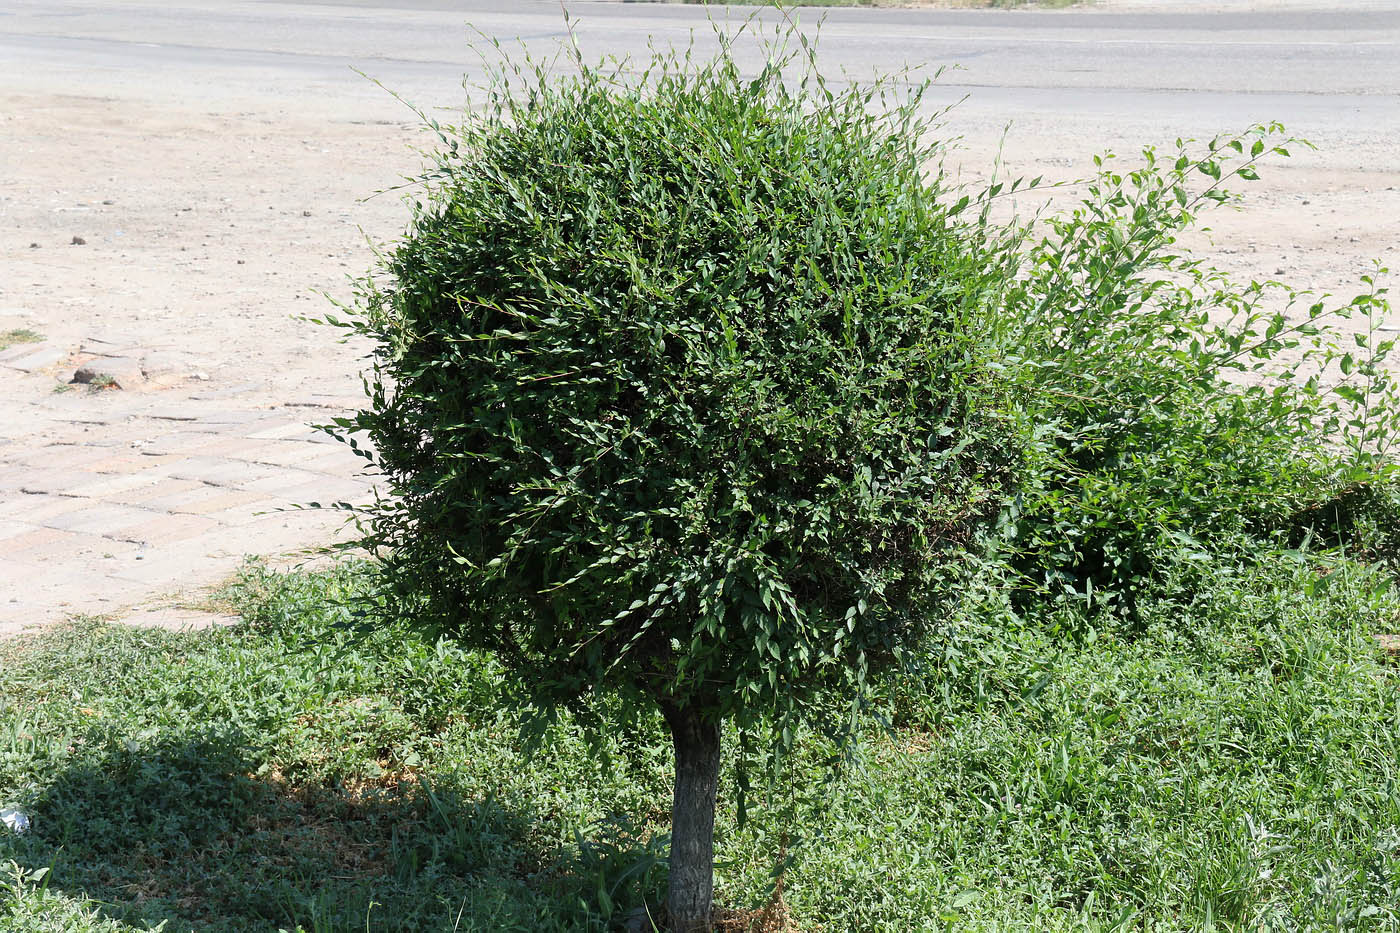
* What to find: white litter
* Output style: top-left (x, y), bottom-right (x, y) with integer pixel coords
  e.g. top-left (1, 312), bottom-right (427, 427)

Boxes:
top-left (0, 807), bottom-right (30, 834)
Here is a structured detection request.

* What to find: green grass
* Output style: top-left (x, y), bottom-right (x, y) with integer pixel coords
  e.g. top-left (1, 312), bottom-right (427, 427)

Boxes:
top-left (0, 329), bottom-right (41, 352)
top-left (2, 552), bottom-right (1398, 931)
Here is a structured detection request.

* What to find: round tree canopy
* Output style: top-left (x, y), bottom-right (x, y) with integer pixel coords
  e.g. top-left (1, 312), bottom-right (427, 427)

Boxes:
top-left (342, 42), bottom-right (1015, 726)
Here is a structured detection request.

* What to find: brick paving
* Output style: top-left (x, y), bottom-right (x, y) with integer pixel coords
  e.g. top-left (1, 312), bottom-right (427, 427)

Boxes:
top-left (0, 355), bottom-right (376, 637)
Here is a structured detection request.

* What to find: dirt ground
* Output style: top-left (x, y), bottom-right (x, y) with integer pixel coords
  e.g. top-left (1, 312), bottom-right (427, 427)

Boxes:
top-left (1, 12), bottom-right (1397, 628)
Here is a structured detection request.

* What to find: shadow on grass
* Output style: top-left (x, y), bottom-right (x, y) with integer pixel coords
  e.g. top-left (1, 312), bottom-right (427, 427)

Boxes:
top-left (4, 730), bottom-right (666, 932)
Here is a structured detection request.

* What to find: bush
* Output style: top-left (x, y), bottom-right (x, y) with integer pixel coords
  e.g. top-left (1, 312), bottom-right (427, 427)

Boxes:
top-left (329, 31), bottom-right (1017, 929)
top-left (980, 131), bottom-right (1400, 618)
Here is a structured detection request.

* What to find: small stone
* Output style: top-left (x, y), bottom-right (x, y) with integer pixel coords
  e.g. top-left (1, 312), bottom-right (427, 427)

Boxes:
top-left (1301, 199), bottom-right (1310, 205)
top-left (102, 199), bottom-right (115, 205)
top-left (191, 371), bottom-right (211, 381)
top-left (236, 259), bottom-right (245, 264)
top-left (3, 346), bottom-right (65, 373)
top-left (28, 242), bottom-right (39, 248)
top-left (71, 356), bottom-right (146, 390)
top-left (302, 210), bottom-right (312, 217)
top-left (71, 235), bottom-right (86, 245)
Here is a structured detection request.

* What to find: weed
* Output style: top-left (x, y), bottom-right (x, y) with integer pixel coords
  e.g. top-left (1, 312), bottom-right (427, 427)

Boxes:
top-left (975, 127), bottom-right (1399, 622)
top-left (0, 329), bottom-right (41, 352)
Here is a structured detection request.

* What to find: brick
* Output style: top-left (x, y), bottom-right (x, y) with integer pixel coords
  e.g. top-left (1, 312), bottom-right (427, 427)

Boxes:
top-left (10, 467), bottom-right (112, 496)
top-left (130, 432), bottom-right (221, 457)
top-left (170, 488), bottom-right (267, 516)
top-left (40, 503), bottom-right (161, 535)
top-left (188, 436), bottom-right (269, 459)
top-left (9, 444), bottom-right (119, 471)
top-left (0, 343), bottom-right (40, 364)
top-left (201, 500), bottom-right (306, 528)
top-left (113, 512), bottom-right (220, 546)
top-left (287, 445), bottom-right (363, 474)
top-left (2, 346), bottom-right (67, 372)
top-left (0, 492), bottom-right (89, 523)
top-left (105, 478), bottom-right (205, 507)
top-left (0, 523), bottom-right (61, 556)
top-left (0, 465), bottom-right (37, 493)
top-left (65, 471), bottom-right (167, 500)
top-left (239, 467), bottom-right (338, 495)
top-left (0, 520), bottom-right (38, 543)
top-left (246, 419), bottom-right (318, 440)
top-left (119, 485), bottom-right (219, 513)
top-left (166, 456), bottom-right (284, 488)
top-left (136, 432), bottom-right (263, 459)
top-left (1, 526), bottom-right (92, 564)
top-left (240, 438), bottom-right (329, 468)
top-left (87, 453), bottom-right (183, 474)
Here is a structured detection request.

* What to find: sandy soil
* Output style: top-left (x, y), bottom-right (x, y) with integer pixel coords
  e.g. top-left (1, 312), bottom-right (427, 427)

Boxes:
top-left (6, 92), bottom-right (1391, 397)
top-left (0, 97), bottom-right (418, 399)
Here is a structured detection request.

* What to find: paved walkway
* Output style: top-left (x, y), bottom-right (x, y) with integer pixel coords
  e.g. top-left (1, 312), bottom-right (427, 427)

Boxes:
top-left (0, 343), bottom-right (373, 635)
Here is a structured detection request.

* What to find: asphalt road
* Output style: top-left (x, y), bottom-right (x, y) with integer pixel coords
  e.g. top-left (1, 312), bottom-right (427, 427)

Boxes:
top-left (2, 0), bottom-right (1398, 143)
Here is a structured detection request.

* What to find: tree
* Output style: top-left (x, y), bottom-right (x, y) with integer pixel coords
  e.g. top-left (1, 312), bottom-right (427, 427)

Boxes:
top-left (333, 32), bottom-right (1013, 931)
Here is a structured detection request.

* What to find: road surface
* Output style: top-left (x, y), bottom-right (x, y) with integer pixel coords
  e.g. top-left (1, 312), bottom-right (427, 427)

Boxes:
top-left (2, 2), bottom-right (1399, 136)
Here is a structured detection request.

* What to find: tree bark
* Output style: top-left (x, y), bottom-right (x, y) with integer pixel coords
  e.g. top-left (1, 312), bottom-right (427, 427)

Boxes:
top-left (661, 700), bottom-right (722, 933)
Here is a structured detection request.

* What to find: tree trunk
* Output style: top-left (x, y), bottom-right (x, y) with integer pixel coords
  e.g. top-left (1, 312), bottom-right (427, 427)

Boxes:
top-left (661, 700), bottom-right (722, 933)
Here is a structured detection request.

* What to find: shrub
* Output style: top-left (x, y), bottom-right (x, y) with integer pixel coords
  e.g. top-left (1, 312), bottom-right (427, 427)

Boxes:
top-left (329, 31), bottom-right (1016, 930)
top-left (981, 130), bottom-right (1400, 618)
